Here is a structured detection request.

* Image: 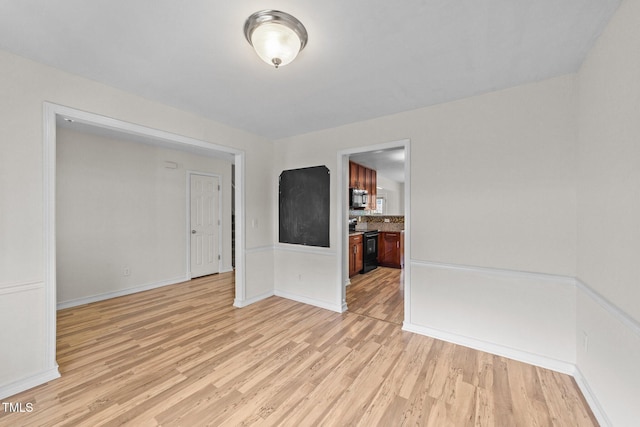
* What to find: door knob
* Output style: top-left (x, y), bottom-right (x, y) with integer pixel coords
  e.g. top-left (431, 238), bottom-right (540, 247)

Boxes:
top-left (192, 230), bottom-right (196, 234)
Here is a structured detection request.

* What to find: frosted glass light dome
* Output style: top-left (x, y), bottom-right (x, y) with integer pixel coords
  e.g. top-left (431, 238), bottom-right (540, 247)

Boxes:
top-left (244, 10), bottom-right (308, 69)
top-left (251, 22), bottom-right (300, 68)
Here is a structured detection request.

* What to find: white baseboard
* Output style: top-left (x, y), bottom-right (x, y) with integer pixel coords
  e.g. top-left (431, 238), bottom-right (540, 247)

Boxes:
top-left (56, 275), bottom-right (189, 309)
top-left (233, 290), bottom-right (274, 308)
top-left (402, 321), bottom-right (576, 375)
top-left (404, 320), bottom-right (611, 425)
top-left (0, 366), bottom-right (60, 400)
top-left (573, 366), bottom-right (612, 427)
top-left (274, 289), bottom-right (342, 313)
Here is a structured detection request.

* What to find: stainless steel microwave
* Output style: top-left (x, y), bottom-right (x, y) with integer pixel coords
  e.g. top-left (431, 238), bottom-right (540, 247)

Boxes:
top-left (350, 188), bottom-right (368, 209)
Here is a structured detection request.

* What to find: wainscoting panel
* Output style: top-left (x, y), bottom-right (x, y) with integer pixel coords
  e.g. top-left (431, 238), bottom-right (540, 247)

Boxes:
top-left (406, 261), bottom-right (577, 372)
top-left (0, 281), bottom-right (60, 399)
top-left (575, 280), bottom-right (640, 427)
top-left (238, 246), bottom-right (275, 307)
top-left (273, 245), bottom-right (341, 312)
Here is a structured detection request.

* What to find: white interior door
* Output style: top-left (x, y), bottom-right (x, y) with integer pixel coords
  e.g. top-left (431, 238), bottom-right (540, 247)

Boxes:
top-left (190, 174), bottom-right (219, 278)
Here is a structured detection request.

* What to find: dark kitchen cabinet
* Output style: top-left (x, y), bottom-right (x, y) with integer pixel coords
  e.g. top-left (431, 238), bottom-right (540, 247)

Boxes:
top-left (349, 161), bottom-right (359, 188)
top-left (349, 234), bottom-right (364, 277)
top-left (368, 169), bottom-right (376, 210)
top-left (349, 161), bottom-right (377, 210)
top-left (357, 164), bottom-right (366, 190)
top-left (378, 231), bottom-right (404, 269)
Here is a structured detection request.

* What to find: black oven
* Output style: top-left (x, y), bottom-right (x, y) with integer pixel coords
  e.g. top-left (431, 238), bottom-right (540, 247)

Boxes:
top-left (362, 230), bottom-right (379, 273)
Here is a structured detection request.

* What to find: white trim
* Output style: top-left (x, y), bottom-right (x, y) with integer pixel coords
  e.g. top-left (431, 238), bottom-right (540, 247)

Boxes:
top-left (187, 171), bottom-right (223, 277)
top-left (403, 140), bottom-right (412, 325)
top-left (402, 321), bottom-right (576, 375)
top-left (274, 243), bottom-right (336, 257)
top-left (337, 150), bottom-right (349, 312)
top-left (50, 104), bottom-right (242, 156)
top-left (234, 152), bottom-right (246, 304)
top-left (337, 139), bottom-right (411, 316)
top-left (411, 259), bottom-right (577, 285)
top-left (56, 276), bottom-right (189, 310)
top-left (42, 102), bottom-right (59, 379)
top-left (234, 290), bottom-right (275, 308)
top-left (412, 260), bottom-right (640, 338)
top-left (573, 366), bottom-right (612, 427)
top-left (575, 277), bottom-right (640, 337)
top-left (274, 289), bottom-right (343, 313)
top-left (42, 101), bottom-right (246, 397)
top-left (245, 245), bottom-right (275, 254)
top-left (0, 281), bottom-right (43, 295)
top-left (0, 367), bottom-right (60, 400)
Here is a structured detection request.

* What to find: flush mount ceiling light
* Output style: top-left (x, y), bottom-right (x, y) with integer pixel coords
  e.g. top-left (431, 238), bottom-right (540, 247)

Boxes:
top-left (244, 10), bottom-right (308, 69)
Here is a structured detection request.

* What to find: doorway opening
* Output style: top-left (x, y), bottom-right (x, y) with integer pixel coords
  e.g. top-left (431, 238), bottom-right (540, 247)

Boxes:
top-left (338, 139), bottom-right (411, 326)
top-left (43, 102), bottom-right (246, 376)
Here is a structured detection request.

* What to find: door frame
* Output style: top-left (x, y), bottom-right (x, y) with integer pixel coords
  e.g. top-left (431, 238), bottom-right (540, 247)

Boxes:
top-left (187, 171), bottom-right (223, 278)
top-left (43, 102), bottom-right (246, 375)
top-left (337, 139), bottom-right (411, 324)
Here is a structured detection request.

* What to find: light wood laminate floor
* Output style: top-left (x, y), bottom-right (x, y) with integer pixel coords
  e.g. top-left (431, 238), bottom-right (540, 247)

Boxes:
top-left (0, 273), bottom-right (597, 426)
top-left (347, 266), bottom-right (404, 324)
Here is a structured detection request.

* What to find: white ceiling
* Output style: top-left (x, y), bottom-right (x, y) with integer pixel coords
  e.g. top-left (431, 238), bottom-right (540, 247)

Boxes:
top-left (0, 0), bottom-right (620, 140)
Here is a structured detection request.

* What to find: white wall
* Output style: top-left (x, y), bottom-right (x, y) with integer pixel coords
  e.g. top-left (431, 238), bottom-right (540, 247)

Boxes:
top-left (270, 143), bottom-right (343, 309)
top-left (576, 0), bottom-right (640, 424)
top-left (0, 48), bottom-right (274, 397)
top-left (375, 174), bottom-right (404, 215)
top-left (577, 0), bottom-right (640, 323)
top-left (277, 75), bottom-right (578, 275)
top-left (56, 127), bottom-right (233, 307)
top-left (274, 74), bottom-right (578, 366)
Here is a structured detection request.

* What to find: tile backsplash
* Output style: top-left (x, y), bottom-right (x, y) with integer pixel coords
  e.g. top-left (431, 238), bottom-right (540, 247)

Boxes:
top-left (353, 215), bottom-right (404, 232)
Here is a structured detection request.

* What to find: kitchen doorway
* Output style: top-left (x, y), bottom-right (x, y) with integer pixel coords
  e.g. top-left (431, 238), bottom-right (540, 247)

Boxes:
top-left (338, 139), bottom-right (411, 325)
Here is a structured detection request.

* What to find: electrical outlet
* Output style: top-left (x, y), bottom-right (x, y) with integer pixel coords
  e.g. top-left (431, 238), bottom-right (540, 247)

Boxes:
top-left (123, 267), bottom-right (131, 277)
